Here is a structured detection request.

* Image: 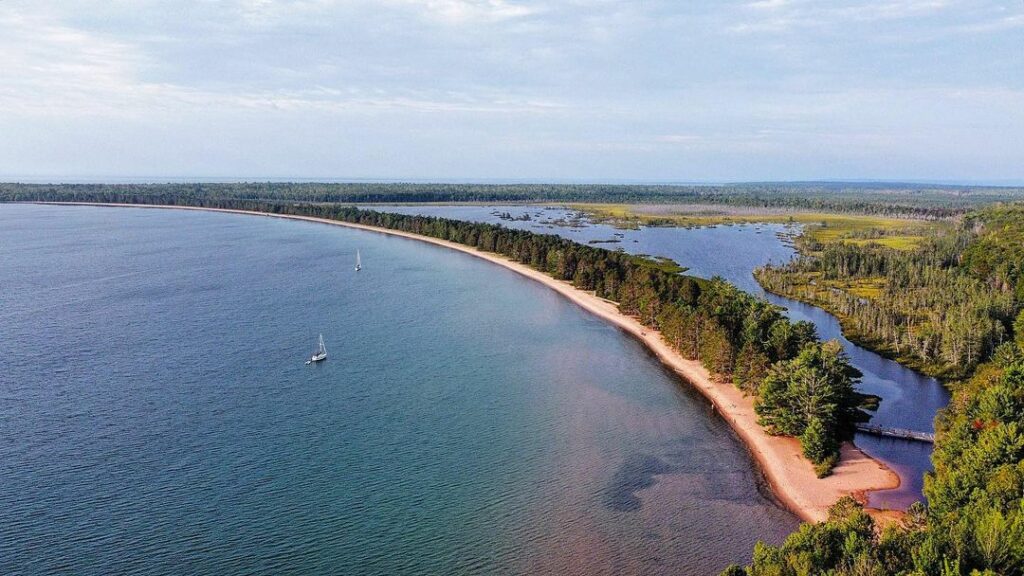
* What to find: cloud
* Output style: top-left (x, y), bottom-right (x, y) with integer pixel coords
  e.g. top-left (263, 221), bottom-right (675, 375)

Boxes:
top-left (0, 4), bottom-right (561, 119)
top-left (393, 0), bottom-right (539, 25)
top-left (656, 134), bottom-right (702, 144)
top-left (729, 0), bottom-right (952, 34)
top-left (226, 0), bottom-right (538, 27)
top-left (0, 10), bottom-right (148, 113)
top-left (744, 0), bottom-right (791, 10)
top-left (955, 12), bottom-right (1024, 33)
top-left (2, 0), bottom-right (1022, 180)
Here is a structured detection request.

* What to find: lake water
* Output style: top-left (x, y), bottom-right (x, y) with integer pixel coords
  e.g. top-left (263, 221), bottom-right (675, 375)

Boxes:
top-left (0, 204), bottom-right (797, 575)
top-left (366, 205), bottom-right (951, 509)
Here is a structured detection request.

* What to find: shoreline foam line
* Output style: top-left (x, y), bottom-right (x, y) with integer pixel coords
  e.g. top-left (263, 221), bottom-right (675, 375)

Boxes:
top-left (34, 201), bottom-right (901, 523)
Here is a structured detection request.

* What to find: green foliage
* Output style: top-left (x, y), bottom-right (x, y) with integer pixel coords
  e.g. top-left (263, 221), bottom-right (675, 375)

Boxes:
top-left (813, 454), bottom-right (839, 479)
top-left (4, 181), bottom-right (1022, 216)
top-left (755, 341), bottom-right (859, 470)
top-left (923, 359), bottom-right (1024, 575)
top-left (926, 362), bottom-right (1024, 520)
top-left (738, 358), bottom-right (1024, 576)
top-left (733, 345), bottom-right (1024, 576)
top-left (992, 341), bottom-right (1022, 368)
top-left (757, 205), bottom-right (1024, 379)
top-left (802, 417), bottom-right (839, 471)
top-left (734, 341), bottom-right (772, 393)
top-left (766, 320), bottom-right (819, 363)
top-left (1014, 309), bottom-right (1024, 353)
top-left (962, 206), bottom-right (1024, 301)
top-left (732, 497), bottom-right (912, 576)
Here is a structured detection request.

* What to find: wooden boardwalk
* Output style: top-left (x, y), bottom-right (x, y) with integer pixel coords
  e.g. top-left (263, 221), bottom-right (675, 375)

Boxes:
top-left (855, 424), bottom-right (935, 443)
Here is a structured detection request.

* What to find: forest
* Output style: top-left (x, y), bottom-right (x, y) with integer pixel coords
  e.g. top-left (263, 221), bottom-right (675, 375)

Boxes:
top-left (725, 334), bottom-right (1024, 576)
top-left (728, 204), bottom-right (1024, 575)
top-left (756, 206), bottom-right (1024, 380)
top-left (2, 181), bottom-right (1021, 218)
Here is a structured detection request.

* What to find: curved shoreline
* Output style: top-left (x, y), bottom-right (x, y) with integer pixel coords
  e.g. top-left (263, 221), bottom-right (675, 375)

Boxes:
top-left (36, 202), bottom-right (900, 523)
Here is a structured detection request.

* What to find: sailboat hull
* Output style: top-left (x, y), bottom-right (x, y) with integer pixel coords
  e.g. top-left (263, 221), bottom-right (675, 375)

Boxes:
top-left (308, 334), bottom-right (327, 364)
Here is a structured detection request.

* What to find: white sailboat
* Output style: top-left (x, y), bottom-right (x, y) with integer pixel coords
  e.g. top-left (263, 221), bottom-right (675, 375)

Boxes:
top-left (355, 250), bottom-right (362, 272)
top-left (306, 333), bottom-right (327, 364)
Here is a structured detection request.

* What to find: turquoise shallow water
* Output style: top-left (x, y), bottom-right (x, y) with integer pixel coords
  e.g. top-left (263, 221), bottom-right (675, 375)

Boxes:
top-left (0, 205), bottom-right (796, 575)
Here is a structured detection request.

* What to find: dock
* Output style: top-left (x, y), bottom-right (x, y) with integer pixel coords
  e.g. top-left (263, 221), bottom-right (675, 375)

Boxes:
top-left (855, 424), bottom-right (935, 443)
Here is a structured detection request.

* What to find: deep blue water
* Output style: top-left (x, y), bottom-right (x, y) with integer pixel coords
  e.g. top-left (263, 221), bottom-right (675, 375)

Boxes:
top-left (0, 205), bottom-right (797, 575)
top-left (367, 205), bottom-right (951, 508)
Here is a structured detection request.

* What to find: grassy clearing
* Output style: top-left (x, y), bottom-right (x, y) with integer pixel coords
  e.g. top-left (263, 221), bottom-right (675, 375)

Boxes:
top-left (797, 275), bottom-right (887, 301)
top-left (844, 236), bottom-right (925, 250)
top-left (569, 203), bottom-right (945, 251)
top-left (840, 278), bottom-right (886, 300)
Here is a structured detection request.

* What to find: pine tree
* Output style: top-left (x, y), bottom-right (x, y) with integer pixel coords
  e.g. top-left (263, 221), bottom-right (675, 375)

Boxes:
top-left (801, 416), bottom-right (837, 464)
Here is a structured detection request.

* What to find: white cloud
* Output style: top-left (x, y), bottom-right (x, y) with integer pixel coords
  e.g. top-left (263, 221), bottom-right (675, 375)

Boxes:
top-left (0, 4), bottom-right (561, 118)
top-left (744, 0), bottom-right (791, 10)
top-left (729, 0), bottom-right (952, 34)
top-left (1, 0), bottom-right (1022, 180)
top-left (0, 10), bottom-right (148, 113)
top-left (393, 0), bottom-right (539, 25)
top-left (955, 12), bottom-right (1024, 33)
top-left (226, 0), bottom-right (538, 27)
top-left (656, 134), bottom-right (702, 143)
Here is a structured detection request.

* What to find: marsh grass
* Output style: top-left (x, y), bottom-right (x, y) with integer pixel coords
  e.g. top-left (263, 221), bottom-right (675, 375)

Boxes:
top-left (569, 203), bottom-right (945, 251)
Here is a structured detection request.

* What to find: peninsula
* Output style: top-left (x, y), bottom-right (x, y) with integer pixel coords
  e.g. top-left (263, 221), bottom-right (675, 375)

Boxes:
top-left (45, 201), bottom-right (898, 523)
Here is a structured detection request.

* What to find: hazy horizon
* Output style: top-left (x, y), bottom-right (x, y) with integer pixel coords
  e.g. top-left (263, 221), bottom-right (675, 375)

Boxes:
top-left (4, 176), bottom-right (1024, 188)
top-left (3, 1), bottom-right (1022, 182)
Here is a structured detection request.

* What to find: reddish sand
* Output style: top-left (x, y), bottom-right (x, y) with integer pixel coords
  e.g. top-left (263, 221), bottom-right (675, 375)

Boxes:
top-left (46, 203), bottom-right (901, 523)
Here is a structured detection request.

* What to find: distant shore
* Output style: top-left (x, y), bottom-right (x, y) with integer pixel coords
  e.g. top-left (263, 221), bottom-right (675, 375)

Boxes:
top-left (38, 202), bottom-right (900, 523)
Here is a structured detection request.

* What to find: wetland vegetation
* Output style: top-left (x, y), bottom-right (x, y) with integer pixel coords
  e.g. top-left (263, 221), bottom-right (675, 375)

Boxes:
top-left (755, 206), bottom-right (1024, 381)
top-left (728, 207), bottom-right (1024, 575)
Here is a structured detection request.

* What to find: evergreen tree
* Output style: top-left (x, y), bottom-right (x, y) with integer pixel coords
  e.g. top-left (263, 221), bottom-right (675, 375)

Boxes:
top-left (755, 341), bottom-right (858, 471)
top-left (1014, 309), bottom-right (1024, 353)
top-left (801, 416), bottom-right (838, 474)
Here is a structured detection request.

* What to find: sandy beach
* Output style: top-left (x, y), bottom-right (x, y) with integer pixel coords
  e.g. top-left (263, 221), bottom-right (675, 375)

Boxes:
top-left (45, 202), bottom-right (900, 523)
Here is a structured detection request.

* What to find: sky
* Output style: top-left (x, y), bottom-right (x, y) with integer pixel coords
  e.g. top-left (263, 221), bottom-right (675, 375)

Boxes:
top-left (1, 0), bottom-right (1022, 183)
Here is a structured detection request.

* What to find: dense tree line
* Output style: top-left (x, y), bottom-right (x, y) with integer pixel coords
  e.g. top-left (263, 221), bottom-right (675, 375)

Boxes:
top-left (731, 206), bottom-right (1024, 574)
top-left (3, 192), bottom-right (868, 472)
top-left (756, 206), bottom-right (1024, 379)
top-left (724, 322), bottom-right (1024, 575)
top-left (2, 181), bottom-right (1021, 218)
top-left (961, 207), bottom-right (1024, 302)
